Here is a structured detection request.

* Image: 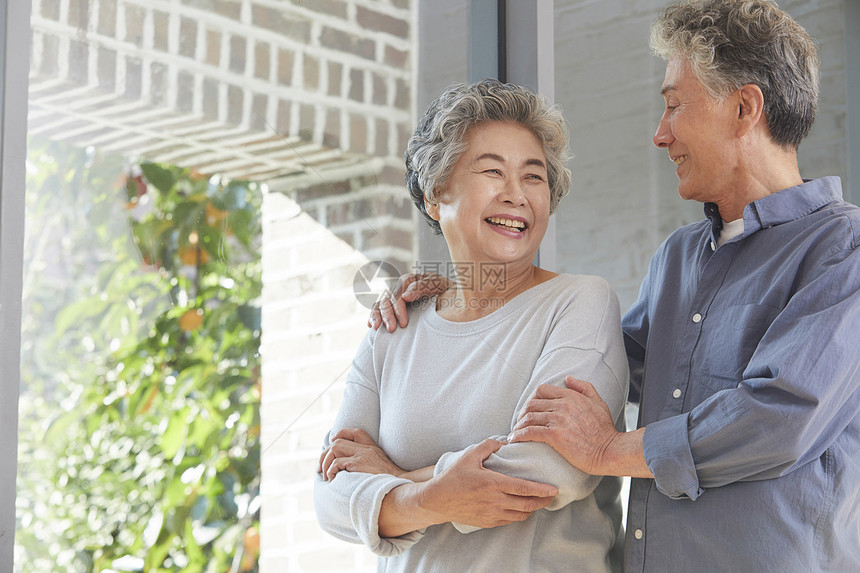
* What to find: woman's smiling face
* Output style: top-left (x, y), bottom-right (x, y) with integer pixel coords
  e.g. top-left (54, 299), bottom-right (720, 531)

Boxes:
top-left (425, 121), bottom-right (551, 269)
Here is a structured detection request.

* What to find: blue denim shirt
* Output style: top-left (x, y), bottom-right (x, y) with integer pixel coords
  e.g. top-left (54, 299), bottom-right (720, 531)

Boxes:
top-left (623, 177), bottom-right (860, 572)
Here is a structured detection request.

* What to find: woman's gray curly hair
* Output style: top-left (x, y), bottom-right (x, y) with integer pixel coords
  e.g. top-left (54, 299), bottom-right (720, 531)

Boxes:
top-left (405, 79), bottom-right (572, 235)
top-left (650, 0), bottom-right (819, 149)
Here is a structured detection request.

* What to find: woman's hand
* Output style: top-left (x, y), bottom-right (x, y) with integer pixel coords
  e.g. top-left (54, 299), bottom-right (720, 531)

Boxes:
top-left (318, 428), bottom-right (406, 481)
top-left (377, 439), bottom-right (559, 537)
top-left (369, 273), bottom-right (452, 331)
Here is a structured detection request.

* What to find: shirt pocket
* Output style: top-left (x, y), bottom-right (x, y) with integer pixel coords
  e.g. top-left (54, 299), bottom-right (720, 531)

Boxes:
top-left (699, 303), bottom-right (780, 393)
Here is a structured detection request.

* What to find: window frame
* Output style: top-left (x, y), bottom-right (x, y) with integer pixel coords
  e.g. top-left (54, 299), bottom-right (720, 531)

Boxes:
top-left (0, 0), bottom-right (33, 569)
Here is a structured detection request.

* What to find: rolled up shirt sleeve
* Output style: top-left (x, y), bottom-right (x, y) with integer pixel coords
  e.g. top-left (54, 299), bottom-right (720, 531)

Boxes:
top-left (643, 414), bottom-right (702, 500)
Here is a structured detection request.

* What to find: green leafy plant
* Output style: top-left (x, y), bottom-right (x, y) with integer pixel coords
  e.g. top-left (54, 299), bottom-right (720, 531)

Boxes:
top-left (17, 138), bottom-right (261, 573)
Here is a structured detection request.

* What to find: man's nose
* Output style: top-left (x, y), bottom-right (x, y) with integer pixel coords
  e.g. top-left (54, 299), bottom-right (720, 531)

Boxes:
top-left (653, 114), bottom-right (673, 148)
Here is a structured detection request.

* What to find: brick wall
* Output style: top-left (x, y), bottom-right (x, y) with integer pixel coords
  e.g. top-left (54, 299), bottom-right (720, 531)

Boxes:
top-left (260, 160), bottom-right (414, 572)
top-left (255, 2), bottom-right (415, 572)
top-left (29, 0), bottom-right (412, 181)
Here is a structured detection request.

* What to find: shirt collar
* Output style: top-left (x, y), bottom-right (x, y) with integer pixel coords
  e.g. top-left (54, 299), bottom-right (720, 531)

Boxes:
top-left (703, 176), bottom-right (843, 236)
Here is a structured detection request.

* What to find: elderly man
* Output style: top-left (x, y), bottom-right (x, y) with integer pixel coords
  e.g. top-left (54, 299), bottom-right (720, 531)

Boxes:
top-left (373, 0), bottom-right (860, 571)
top-left (507, 1), bottom-right (860, 571)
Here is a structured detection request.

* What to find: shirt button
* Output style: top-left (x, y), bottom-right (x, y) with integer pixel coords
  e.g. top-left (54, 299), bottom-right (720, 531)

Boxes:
top-left (634, 529), bottom-right (644, 540)
top-left (710, 241), bottom-right (716, 251)
top-left (692, 313), bottom-right (702, 323)
top-left (672, 388), bottom-right (681, 399)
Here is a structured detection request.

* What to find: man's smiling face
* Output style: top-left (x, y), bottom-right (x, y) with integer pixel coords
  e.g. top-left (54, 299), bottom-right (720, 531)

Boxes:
top-left (653, 57), bottom-right (740, 208)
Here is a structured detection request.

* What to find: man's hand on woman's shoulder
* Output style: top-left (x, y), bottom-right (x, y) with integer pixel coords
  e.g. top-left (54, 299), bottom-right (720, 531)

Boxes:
top-left (369, 272), bottom-right (451, 331)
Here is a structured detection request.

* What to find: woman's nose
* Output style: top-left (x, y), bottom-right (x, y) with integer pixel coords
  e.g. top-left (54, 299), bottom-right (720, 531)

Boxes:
top-left (500, 179), bottom-right (526, 205)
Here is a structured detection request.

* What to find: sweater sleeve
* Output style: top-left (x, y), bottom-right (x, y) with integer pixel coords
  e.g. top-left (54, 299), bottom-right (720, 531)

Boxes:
top-left (434, 276), bottom-right (630, 533)
top-left (312, 331), bottom-right (423, 556)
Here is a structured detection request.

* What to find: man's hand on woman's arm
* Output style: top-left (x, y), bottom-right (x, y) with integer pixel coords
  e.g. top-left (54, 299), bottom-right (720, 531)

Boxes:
top-left (369, 273), bottom-right (450, 332)
top-left (377, 439), bottom-right (559, 538)
top-left (510, 376), bottom-right (653, 479)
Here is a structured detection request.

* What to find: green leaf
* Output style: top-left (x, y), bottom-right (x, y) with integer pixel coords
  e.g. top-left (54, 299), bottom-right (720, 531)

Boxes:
top-left (217, 181), bottom-right (249, 210)
top-left (139, 162), bottom-right (176, 194)
top-left (160, 407), bottom-right (190, 460)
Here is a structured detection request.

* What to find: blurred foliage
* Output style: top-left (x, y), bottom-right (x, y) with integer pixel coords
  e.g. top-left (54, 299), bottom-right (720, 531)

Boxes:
top-left (17, 137), bottom-right (262, 573)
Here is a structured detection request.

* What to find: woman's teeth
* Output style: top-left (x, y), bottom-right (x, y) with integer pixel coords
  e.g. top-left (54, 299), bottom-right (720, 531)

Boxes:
top-left (486, 217), bottom-right (526, 232)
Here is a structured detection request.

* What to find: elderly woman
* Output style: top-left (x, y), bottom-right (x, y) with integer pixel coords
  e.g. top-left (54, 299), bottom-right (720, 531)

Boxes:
top-left (313, 80), bottom-right (629, 572)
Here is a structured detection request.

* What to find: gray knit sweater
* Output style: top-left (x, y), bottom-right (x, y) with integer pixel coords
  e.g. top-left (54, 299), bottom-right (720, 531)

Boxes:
top-left (314, 274), bottom-right (629, 572)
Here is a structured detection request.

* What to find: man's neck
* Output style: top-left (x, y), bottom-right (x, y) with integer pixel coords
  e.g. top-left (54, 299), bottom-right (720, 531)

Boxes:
top-left (713, 143), bottom-right (803, 221)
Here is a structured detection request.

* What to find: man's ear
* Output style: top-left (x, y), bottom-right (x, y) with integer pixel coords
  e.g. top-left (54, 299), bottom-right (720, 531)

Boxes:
top-left (424, 196), bottom-right (440, 221)
top-left (736, 83), bottom-right (765, 138)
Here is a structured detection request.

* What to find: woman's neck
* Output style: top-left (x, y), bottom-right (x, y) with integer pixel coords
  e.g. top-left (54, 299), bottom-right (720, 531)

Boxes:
top-left (436, 263), bottom-right (556, 322)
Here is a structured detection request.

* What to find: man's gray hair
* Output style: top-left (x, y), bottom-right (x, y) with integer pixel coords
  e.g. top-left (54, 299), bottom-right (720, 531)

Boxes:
top-left (405, 79), bottom-right (571, 235)
top-left (650, 0), bottom-right (819, 148)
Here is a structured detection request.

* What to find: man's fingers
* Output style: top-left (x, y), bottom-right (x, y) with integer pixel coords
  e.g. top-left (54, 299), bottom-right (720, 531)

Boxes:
top-left (507, 425), bottom-right (556, 448)
top-left (515, 384), bottom-right (567, 422)
top-left (512, 411), bottom-right (554, 432)
top-left (516, 379), bottom-right (601, 423)
top-left (369, 274), bottom-right (412, 330)
top-left (390, 273), bottom-right (442, 328)
top-left (564, 375), bottom-right (599, 398)
top-left (390, 294), bottom-right (409, 329)
top-left (534, 383), bottom-right (568, 399)
top-left (400, 280), bottom-right (423, 302)
top-left (370, 272), bottom-right (451, 331)
top-left (368, 300), bottom-right (383, 330)
top-left (377, 295), bottom-right (399, 333)
top-left (380, 274), bottom-right (415, 331)
top-left (402, 274), bottom-right (451, 302)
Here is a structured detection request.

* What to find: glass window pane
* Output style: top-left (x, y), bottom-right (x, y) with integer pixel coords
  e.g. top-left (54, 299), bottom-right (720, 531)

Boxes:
top-left (21, 1), bottom-right (419, 572)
